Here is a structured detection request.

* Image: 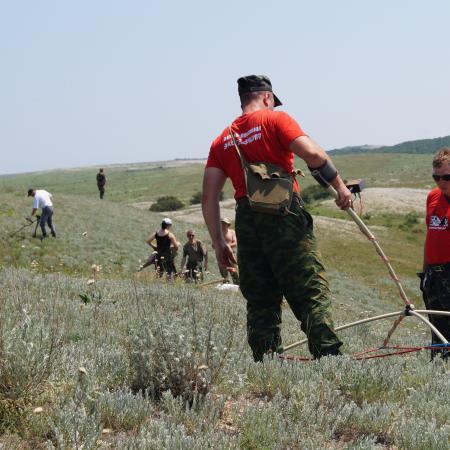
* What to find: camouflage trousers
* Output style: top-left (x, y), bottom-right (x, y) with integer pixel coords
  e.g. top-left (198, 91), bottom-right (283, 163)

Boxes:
top-left (423, 265), bottom-right (450, 359)
top-left (235, 196), bottom-right (342, 361)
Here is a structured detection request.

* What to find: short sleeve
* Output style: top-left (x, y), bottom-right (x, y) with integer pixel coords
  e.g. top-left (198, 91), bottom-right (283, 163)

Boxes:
top-left (273, 111), bottom-right (307, 149)
top-left (33, 197), bottom-right (39, 209)
top-left (183, 244), bottom-right (188, 257)
top-left (205, 144), bottom-right (222, 170)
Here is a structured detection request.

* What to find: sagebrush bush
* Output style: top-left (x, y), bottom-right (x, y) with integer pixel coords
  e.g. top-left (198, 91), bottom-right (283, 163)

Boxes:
top-left (0, 266), bottom-right (449, 448)
top-left (189, 191), bottom-right (202, 205)
top-left (300, 184), bottom-right (330, 204)
top-left (127, 294), bottom-right (240, 404)
top-left (150, 195), bottom-right (184, 211)
top-left (190, 190), bottom-right (224, 205)
top-left (0, 296), bottom-right (62, 433)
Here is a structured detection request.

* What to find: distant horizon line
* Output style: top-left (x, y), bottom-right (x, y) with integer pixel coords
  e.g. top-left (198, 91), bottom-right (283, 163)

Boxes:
top-left (2, 132), bottom-right (449, 177)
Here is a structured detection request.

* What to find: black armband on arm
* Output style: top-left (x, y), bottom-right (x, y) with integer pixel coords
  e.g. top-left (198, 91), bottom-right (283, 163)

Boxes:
top-left (308, 160), bottom-right (338, 187)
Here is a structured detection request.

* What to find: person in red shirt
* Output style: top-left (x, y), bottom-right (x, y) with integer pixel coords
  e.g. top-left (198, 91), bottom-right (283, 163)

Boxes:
top-left (202, 75), bottom-right (352, 361)
top-left (420, 147), bottom-right (450, 359)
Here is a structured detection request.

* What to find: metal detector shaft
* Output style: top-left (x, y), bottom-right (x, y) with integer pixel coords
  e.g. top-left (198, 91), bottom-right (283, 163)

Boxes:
top-left (198, 278), bottom-right (227, 288)
top-left (327, 185), bottom-right (411, 306)
top-left (10, 220), bottom-right (35, 237)
top-left (33, 218), bottom-right (40, 237)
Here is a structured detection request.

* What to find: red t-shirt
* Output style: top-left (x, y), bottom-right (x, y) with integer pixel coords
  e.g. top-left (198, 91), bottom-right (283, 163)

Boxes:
top-left (206, 109), bottom-right (306, 199)
top-left (425, 187), bottom-right (450, 265)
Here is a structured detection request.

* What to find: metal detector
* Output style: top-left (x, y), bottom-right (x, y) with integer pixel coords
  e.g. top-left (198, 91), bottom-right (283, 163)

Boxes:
top-left (9, 215), bottom-right (41, 238)
top-left (283, 181), bottom-right (449, 355)
top-left (32, 215), bottom-right (41, 238)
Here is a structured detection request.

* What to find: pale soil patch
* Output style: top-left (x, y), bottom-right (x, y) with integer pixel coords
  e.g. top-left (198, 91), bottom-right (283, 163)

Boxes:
top-left (321, 187), bottom-right (428, 215)
top-left (313, 215), bottom-right (386, 242)
top-left (130, 201), bottom-right (153, 210)
top-left (130, 198), bottom-right (389, 244)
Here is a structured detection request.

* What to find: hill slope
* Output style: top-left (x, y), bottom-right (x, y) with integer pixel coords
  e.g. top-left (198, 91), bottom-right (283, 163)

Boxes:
top-left (329, 134), bottom-right (450, 155)
top-left (1, 156), bottom-right (448, 449)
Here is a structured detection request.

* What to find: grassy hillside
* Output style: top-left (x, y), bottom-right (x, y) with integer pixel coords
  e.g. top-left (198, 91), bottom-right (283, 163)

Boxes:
top-left (1, 155), bottom-right (448, 449)
top-left (0, 163), bottom-right (219, 205)
top-left (1, 152), bottom-right (436, 206)
top-left (329, 134), bottom-right (450, 156)
top-left (1, 268), bottom-right (448, 449)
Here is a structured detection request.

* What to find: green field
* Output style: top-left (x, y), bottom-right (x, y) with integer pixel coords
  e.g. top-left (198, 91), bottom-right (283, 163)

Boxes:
top-left (1, 154), bottom-right (449, 449)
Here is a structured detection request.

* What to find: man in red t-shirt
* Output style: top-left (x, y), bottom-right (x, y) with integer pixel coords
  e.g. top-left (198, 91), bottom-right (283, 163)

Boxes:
top-left (202, 75), bottom-right (352, 361)
top-left (420, 147), bottom-right (450, 359)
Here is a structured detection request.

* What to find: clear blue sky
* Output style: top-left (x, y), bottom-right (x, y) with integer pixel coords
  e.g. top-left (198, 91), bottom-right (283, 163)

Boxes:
top-left (1, 1), bottom-right (449, 174)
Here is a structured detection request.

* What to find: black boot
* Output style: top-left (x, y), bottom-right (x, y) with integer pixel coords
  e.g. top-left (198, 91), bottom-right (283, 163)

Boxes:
top-left (315, 344), bottom-right (342, 359)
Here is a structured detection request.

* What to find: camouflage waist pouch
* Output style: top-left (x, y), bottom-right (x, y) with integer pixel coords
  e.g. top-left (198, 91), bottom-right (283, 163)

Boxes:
top-left (244, 162), bottom-right (294, 215)
top-left (228, 127), bottom-right (294, 216)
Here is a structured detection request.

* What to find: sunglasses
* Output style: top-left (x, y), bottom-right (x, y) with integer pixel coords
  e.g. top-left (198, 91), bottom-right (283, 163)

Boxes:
top-left (432, 174), bottom-right (450, 182)
top-left (187, 234), bottom-right (195, 237)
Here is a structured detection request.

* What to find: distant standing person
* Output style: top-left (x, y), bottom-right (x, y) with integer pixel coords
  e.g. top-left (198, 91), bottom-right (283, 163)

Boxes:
top-left (219, 218), bottom-right (239, 285)
top-left (180, 230), bottom-right (208, 281)
top-left (420, 147), bottom-right (450, 359)
top-left (96, 168), bottom-right (107, 199)
top-left (146, 218), bottom-right (179, 277)
top-left (27, 188), bottom-right (56, 239)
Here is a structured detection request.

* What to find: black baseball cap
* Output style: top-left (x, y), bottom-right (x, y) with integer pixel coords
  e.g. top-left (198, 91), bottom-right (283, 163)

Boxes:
top-left (27, 188), bottom-right (34, 197)
top-left (237, 75), bottom-right (282, 107)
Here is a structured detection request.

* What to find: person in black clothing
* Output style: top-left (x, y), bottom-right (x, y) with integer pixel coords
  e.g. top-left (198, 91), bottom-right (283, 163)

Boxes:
top-left (142, 218), bottom-right (179, 276)
top-left (96, 168), bottom-right (107, 199)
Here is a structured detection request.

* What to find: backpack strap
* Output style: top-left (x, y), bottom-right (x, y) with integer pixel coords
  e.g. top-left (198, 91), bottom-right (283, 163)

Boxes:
top-left (228, 126), bottom-right (247, 169)
top-left (228, 126), bottom-right (249, 197)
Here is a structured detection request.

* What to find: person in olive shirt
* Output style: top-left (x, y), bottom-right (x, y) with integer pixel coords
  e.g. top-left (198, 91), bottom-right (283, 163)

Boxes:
top-left (180, 230), bottom-right (208, 281)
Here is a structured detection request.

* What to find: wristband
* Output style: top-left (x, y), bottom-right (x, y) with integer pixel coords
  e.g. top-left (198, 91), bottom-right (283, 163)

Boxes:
top-left (308, 160), bottom-right (338, 187)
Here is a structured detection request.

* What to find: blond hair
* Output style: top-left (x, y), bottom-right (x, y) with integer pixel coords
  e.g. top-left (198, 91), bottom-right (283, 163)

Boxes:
top-left (432, 147), bottom-right (450, 168)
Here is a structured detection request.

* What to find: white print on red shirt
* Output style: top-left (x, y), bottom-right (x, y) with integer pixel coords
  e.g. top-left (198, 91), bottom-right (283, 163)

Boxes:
top-left (429, 215), bottom-right (449, 230)
top-left (224, 126), bottom-right (262, 150)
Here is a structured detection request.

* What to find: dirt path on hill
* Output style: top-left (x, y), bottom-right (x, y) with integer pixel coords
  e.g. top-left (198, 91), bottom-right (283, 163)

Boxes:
top-left (130, 188), bottom-right (428, 228)
top-left (321, 187), bottom-right (428, 214)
